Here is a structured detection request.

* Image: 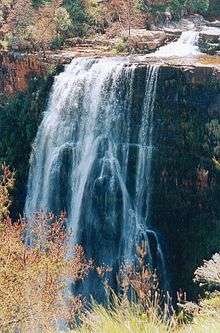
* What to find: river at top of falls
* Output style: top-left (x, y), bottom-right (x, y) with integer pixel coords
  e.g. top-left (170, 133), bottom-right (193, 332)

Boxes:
top-left (152, 30), bottom-right (201, 58)
top-left (25, 57), bottom-right (169, 295)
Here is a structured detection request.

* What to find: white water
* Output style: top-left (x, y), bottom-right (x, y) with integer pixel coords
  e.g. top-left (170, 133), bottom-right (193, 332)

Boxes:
top-left (202, 26), bottom-right (220, 35)
top-left (153, 31), bottom-right (201, 57)
top-left (25, 57), bottom-right (168, 294)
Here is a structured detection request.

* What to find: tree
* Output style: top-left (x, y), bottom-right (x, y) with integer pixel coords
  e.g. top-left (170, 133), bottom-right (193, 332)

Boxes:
top-left (186, 0), bottom-right (209, 14)
top-left (64, 0), bottom-right (89, 36)
top-left (0, 0), bottom-right (72, 50)
top-left (101, 0), bottom-right (145, 36)
top-left (139, 0), bottom-right (209, 20)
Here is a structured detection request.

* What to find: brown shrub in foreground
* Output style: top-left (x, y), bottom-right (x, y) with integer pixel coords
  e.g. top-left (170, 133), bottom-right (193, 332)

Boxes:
top-left (0, 164), bottom-right (15, 221)
top-left (0, 214), bottom-right (92, 333)
top-left (0, 166), bottom-right (92, 333)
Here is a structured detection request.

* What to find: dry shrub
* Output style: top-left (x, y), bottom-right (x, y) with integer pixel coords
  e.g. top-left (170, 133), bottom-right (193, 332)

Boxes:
top-left (101, 0), bottom-right (146, 36)
top-left (116, 242), bottom-right (173, 326)
top-left (0, 164), bottom-right (15, 221)
top-left (119, 244), bottom-right (158, 304)
top-left (0, 166), bottom-right (92, 333)
top-left (1, 0), bottom-right (71, 51)
top-left (194, 253), bottom-right (220, 289)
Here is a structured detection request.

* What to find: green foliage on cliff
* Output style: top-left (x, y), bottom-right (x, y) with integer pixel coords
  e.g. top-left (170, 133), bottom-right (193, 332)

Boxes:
top-left (139, 0), bottom-right (209, 19)
top-left (208, 0), bottom-right (220, 16)
top-left (0, 72), bottom-right (55, 216)
top-left (64, 0), bottom-right (90, 37)
top-left (31, 0), bottom-right (51, 8)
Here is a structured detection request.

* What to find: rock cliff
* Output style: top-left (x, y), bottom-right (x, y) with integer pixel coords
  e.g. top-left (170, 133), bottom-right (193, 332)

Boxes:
top-left (0, 52), bottom-right (46, 95)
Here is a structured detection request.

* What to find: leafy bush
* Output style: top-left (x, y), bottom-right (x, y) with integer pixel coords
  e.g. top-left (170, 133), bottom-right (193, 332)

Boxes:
top-left (115, 39), bottom-right (128, 53)
top-left (139, 0), bottom-right (209, 20)
top-left (31, 0), bottom-right (51, 8)
top-left (138, 0), bottom-right (168, 16)
top-left (0, 165), bottom-right (15, 221)
top-left (50, 34), bottom-right (65, 49)
top-left (208, 0), bottom-right (220, 17)
top-left (187, 0), bottom-right (209, 14)
top-left (64, 0), bottom-right (89, 37)
top-left (170, 0), bottom-right (209, 17)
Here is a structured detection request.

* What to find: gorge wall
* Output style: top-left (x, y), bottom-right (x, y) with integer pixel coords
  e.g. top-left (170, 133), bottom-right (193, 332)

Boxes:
top-left (0, 54), bottom-right (220, 297)
top-left (151, 64), bottom-right (220, 296)
top-left (0, 53), bottom-right (55, 215)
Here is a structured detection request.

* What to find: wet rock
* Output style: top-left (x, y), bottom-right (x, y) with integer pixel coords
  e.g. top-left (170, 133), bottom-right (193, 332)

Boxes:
top-left (166, 14), bottom-right (207, 30)
top-left (122, 30), bottom-right (177, 54)
top-left (163, 28), bottom-right (182, 36)
top-left (207, 20), bottom-right (220, 28)
top-left (199, 32), bottom-right (220, 55)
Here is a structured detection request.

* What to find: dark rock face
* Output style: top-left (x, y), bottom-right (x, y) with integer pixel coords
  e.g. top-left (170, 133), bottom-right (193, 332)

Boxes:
top-left (150, 65), bottom-right (220, 297)
top-left (0, 52), bottom-right (45, 95)
top-left (199, 33), bottom-right (220, 55)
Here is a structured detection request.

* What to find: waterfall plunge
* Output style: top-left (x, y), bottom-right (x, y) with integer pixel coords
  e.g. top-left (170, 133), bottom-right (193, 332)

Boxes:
top-left (25, 58), bottom-right (167, 294)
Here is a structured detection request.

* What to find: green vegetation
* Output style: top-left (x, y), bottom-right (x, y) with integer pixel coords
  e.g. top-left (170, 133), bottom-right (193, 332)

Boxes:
top-left (208, 0), bottom-right (220, 17)
top-left (139, 0), bottom-right (209, 19)
top-left (0, 72), bottom-right (55, 215)
top-left (31, 0), bottom-right (51, 8)
top-left (72, 295), bottom-right (220, 333)
top-left (64, 0), bottom-right (90, 37)
top-left (74, 301), bottom-right (172, 333)
top-left (115, 38), bottom-right (129, 53)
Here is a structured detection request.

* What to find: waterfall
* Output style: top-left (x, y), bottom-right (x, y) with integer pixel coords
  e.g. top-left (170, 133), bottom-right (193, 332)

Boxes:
top-left (152, 31), bottom-right (201, 57)
top-left (25, 57), bottom-right (167, 295)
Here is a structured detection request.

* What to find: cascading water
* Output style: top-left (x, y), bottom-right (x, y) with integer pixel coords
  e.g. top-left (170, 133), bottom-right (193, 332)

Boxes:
top-left (152, 31), bottom-right (201, 57)
top-left (25, 57), bottom-right (168, 296)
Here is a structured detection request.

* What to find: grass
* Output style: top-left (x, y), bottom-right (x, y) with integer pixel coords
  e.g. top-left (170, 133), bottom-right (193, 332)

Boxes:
top-left (71, 294), bottom-right (220, 333)
top-left (73, 303), bottom-right (172, 333)
top-left (180, 295), bottom-right (220, 333)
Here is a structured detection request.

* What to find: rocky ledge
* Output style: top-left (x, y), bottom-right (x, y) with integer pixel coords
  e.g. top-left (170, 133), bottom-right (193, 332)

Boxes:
top-left (0, 49), bottom-right (219, 96)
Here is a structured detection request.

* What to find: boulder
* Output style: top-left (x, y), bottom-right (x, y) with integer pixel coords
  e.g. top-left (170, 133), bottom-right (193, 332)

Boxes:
top-left (207, 20), bottom-right (220, 28)
top-left (122, 30), bottom-right (178, 54)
